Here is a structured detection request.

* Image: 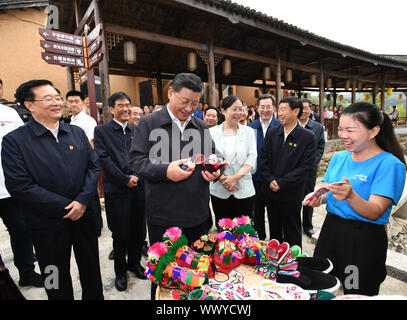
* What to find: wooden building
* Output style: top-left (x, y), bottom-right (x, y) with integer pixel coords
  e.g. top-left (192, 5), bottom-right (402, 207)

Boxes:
top-left (2, 0), bottom-right (407, 124)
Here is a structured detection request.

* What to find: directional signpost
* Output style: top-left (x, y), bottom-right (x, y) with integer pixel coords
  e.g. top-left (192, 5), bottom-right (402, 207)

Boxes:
top-left (39, 23), bottom-right (105, 124)
top-left (39, 23), bottom-right (104, 69)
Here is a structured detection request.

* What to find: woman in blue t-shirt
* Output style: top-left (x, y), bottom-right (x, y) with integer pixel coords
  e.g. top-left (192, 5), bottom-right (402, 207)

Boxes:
top-left (303, 102), bottom-right (406, 296)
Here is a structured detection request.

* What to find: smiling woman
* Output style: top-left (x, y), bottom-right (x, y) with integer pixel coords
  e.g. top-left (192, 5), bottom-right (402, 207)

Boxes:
top-left (304, 102), bottom-right (406, 296)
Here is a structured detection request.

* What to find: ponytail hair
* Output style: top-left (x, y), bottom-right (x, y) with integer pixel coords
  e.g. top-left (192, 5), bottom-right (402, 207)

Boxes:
top-left (341, 102), bottom-right (406, 166)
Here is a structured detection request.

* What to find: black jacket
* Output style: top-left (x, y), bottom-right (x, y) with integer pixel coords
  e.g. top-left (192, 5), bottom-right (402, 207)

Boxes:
top-left (94, 120), bottom-right (140, 194)
top-left (260, 123), bottom-right (316, 202)
top-left (129, 106), bottom-right (219, 228)
top-left (303, 119), bottom-right (325, 171)
top-left (1, 119), bottom-right (99, 231)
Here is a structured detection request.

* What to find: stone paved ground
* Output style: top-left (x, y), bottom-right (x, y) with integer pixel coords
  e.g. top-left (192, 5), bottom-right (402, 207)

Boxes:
top-left (1, 190), bottom-right (407, 300)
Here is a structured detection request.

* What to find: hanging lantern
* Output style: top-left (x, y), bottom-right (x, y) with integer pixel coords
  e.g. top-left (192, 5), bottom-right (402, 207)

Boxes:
top-left (399, 93), bottom-right (403, 100)
top-left (358, 82), bottom-right (362, 91)
top-left (285, 69), bottom-right (293, 83)
top-left (310, 74), bottom-right (317, 86)
top-left (326, 94), bottom-right (331, 101)
top-left (326, 78), bottom-right (332, 89)
top-left (123, 41), bottom-right (137, 64)
top-left (263, 66), bottom-right (271, 81)
top-left (378, 94), bottom-right (381, 101)
top-left (387, 88), bottom-right (393, 96)
top-left (339, 94), bottom-right (343, 101)
top-left (303, 93), bottom-right (308, 99)
top-left (187, 52), bottom-right (197, 71)
top-left (222, 58), bottom-right (231, 76)
top-left (364, 94), bottom-right (370, 101)
top-left (345, 80), bottom-right (350, 91)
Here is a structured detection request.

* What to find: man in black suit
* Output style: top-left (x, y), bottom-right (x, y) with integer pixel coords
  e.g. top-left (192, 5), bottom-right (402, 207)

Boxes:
top-left (260, 97), bottom-right (316, 248)
top-left (94, 92), bottom-right (146, 292)
top-left (299, 99), bottom-right (325, 238)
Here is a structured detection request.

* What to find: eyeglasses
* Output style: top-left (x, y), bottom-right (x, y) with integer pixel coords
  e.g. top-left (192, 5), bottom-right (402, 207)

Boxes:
top-left (27, 96), bottom-right (65, 104)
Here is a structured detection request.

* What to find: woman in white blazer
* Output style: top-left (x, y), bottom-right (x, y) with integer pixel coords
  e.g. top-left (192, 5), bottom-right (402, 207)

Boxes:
top-left (209, 95), bottom-right (257, 225)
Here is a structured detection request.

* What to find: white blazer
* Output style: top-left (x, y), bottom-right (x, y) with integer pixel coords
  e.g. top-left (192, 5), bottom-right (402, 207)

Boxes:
top-left (209, 123), bottom-right (257, 199)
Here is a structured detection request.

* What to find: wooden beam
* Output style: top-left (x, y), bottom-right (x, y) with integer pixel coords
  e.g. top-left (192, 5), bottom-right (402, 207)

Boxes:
top-left (104, 24), bottom-right (407, 86)
top-left (74, 0), bottom-right (96, 35)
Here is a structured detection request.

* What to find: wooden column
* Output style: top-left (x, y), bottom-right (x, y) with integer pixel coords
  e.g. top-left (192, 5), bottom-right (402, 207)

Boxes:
top-left (94, 0), bottom-right (111, 123)
top-left (156, 70), bottom-right (163, 105)
top-left (275, 45), bottom-right (282, 105)
top-left (207, 40), bottom-right (216, 107)
top-left (333, 78), bottom-right (337, 107)
top-left (372, 83), bottom-right (377, 105)
top-left (66, 67), bottom-right (75, 91)
top-left (351, 75), bottom-right (357, 104)
top-left (218, 83), bottom-right (223, 105)
top-left (319, 60), bottom-right (324, 125)
top-left (381, 73), bottom-right (386, 111)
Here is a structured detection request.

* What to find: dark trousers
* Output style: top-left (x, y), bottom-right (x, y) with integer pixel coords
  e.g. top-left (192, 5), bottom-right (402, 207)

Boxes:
top-left (302, 171), bottom-right (317, 230)
top-left (148, 219), bottom-right (209, 300)
top-left (315, 214), bottom-right (388, 296)
top-left (30, 217), bottom-right (104, 300)
top-left (210, 194), bottom-right (254, 227)
top-left (252, 180), bottom-right (268, 240)
top-left (93, 190), bottom-right (103, 233)
top-left (104, 189), bottom-right (145, 276)
top-left (0, 197), bottom-right (36, 279)
top-left (266, 200), bottom-right (302, 248)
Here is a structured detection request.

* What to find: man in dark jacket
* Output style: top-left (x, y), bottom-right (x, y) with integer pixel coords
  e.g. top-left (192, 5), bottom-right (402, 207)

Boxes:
top-left (260, 97), bottom-right (316, 248)
top-left (299, 99), bottom-right (325, 237)
top-left (94, 92), bottom-right (146, 292)
top-left (130, 73), bottom-right (220, 243)
top-left (130, 73), bottom-right (221, 299)
top-left (248, 93), bottom-right (281, 240)
top-left (1, 79), bottom-right (103, 300)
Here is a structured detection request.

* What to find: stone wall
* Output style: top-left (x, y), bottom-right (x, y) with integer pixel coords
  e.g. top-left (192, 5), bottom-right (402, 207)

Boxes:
top-left (317, 133), bottom-right (407, 177)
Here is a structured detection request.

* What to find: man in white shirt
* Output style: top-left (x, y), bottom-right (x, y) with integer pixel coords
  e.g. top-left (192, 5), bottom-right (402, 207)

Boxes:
top-left (66, 90), bottom-right (97, 147)
top-left (0, 103), bottom-right (43, 287)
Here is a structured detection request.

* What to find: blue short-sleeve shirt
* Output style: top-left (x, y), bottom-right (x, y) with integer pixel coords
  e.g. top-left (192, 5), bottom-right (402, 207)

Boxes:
top-left (322, 151), bottom-right (406, 225)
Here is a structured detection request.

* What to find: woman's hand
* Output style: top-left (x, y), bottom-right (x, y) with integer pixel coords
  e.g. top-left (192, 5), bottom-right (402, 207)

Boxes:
top-left (302, 192), bottom-right (323, 208)
top-left (220, 174), bottom-right (239, 192)
top-left (326, 177), bottom-right (353, 201)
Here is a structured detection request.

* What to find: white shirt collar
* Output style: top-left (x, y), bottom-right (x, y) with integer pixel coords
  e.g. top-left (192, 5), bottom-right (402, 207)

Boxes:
top-left (299, 118), bottom-right (309, 128)
top-left (71, 110), bottom-right (86, 122)
top-left (167, 104), bottom-right (192, 133)
top-left (43, 122), bottom-right (60, 142)
top-left (113, 119), bottom-right (127, 132)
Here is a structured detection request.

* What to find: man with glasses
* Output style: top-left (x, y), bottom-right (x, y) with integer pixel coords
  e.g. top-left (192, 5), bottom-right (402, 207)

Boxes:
top-left (1, 79), bottom-right (103, 300)
top-left (94, 92), bottom-right (146, 292)
top-left (248, 94), bottom-right (280, 240)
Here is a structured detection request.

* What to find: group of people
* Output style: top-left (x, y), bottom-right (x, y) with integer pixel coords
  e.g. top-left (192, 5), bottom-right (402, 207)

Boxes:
top-left (323, 105), bottom-right (343, 119)
top-left (0, 72), bottom-right (405, 300)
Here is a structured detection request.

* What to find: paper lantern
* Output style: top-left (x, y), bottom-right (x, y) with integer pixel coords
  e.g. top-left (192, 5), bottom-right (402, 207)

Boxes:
top-left (364, 94), bottom-right (370, 101)
top-left (187, 52), bottom-right (197, 71)
top-left (326, 94), bottom-right (331, 101)
top-left (326, 78), bottom-right (332, 89)
top-left (310, 74), bottom-right (317, 86)
top-left (285, 69), bottom-right (293, 83)
top-left (222, 59), bottom-right (231, 76)
top-left (123, 41), bottom-right (136, 64)
top-left (345, 80), bottom-right (350, 91)
top-left (303, 93), bottom-right (308, 99)
top-left (339, 94), bottom-right (343, 101)
top-left (387, 88), bottom-right (393, 96)
top-left (263, 66), bottom-right (271, 81)
top-left (399, 93), bottom-right (403, 100)
top-left (378, 94), bottom-right (381, 101)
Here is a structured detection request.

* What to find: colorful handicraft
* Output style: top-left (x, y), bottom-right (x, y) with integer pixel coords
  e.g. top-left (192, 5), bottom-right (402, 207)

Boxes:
top-left (252, 239), bottom-right (301, 280)
top-left (213, 234), bottom-right (242, 270)
top-left (192, 234), bottom-right (217, 255)
top-left (233, 215), bottom-right (264, 266)
top-left (145, 227), bottom-right (212, 290)
top-left (180, 154), bottom-right (227, 173)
